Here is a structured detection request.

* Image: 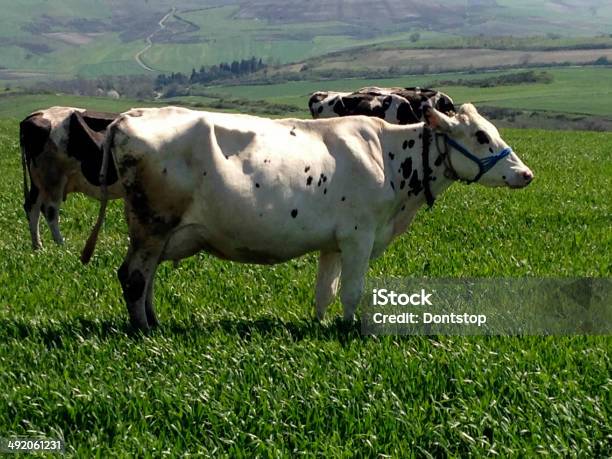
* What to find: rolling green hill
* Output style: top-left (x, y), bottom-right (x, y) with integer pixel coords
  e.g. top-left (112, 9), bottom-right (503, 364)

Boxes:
top-left (2, 0), bottom-right (612, 79)
top-left (203, 67), bottom-right (612, 118)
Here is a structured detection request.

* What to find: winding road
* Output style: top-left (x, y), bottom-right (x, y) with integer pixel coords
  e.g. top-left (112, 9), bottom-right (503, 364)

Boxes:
top-left (134, 7), bottom-right (176, 72)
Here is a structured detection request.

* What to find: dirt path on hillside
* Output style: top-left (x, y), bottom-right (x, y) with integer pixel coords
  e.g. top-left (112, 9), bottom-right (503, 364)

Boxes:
top-left (134, 7), bottom-right (176, 72)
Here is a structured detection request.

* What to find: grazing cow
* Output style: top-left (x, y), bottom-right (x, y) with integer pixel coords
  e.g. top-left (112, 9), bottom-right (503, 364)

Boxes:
top-left (309, 86), bottom-right (455, 124)
top-left (82, 104), bottom-right (533, 330)
top-left (19, 107), bottom-right (122, 249)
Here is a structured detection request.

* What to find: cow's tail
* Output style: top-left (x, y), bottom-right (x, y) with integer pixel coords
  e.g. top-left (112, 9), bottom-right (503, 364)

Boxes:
top-left (20, 133), bottom-right (30, 210)
top-left (80, 123), bottom-right (114, 264)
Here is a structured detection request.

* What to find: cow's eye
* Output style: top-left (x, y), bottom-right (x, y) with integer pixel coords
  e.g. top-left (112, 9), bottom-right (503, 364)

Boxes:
top-left (475, 130), bottom-right (490, 144)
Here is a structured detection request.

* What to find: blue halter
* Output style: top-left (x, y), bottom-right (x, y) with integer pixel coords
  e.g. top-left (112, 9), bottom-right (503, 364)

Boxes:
top-left (443, 135), bottom-right (513, 184)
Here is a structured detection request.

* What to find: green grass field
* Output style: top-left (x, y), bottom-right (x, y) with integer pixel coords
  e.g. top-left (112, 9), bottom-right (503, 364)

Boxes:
top-left (206, 67), bottom-right (612, 118)
top-left (0, 105), bottom-right (610, 455)
top-left (1, 65), bottom-right (611, 122)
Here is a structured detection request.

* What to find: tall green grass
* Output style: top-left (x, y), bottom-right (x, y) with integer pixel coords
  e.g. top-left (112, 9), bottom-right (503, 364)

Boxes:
top-left (0, 117), bottom-right (610, 456)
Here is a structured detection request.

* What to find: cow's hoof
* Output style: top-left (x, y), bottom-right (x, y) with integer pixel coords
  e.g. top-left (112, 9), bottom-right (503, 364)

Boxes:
top-left (129, 318), bottom-right (150, 333)
top-left (146, 314), bottom-right (160, 329)
top-left (342, 313), bottom-right (356, 323)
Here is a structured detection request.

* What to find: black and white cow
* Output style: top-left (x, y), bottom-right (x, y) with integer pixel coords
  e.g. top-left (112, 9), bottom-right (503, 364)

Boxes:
top-left (82, 104), bottom-right (533, 330)
top-left (19, 107), bottom-right (122, 249)
top-left (309, 86), bottom-right (455, 124)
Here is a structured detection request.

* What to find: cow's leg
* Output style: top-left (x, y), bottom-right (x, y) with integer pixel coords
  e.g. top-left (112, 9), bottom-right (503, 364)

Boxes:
top-left (118, 238), bottom-right (164, 331)
top-left (25, 183), bottom-right (43, 249)
top-left (45, 203), bottom-right (64, 245)
top-left (144, 265), bottom-right (159, 328)
top-left (338, 233), bottom-right (375, 322)
top-left (315, 251), bottom-right (341, 321)
top-left (43, 182), bottom-right (66, 245)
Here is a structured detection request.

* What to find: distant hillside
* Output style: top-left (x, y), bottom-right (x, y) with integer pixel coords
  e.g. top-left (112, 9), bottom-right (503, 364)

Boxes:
top-left (1, 0), bottom-right (612, 79)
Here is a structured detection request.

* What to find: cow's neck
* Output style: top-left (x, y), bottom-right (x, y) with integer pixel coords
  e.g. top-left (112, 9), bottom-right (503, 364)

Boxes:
top-left (383, 124), bottom-right (454, 237)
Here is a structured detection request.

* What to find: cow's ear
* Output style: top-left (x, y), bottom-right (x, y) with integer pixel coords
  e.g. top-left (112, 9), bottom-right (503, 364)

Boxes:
top-left (424, 106), bottom-right (458, 133)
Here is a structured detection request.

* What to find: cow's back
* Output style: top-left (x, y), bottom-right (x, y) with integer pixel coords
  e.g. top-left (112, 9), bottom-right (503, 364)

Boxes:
top-left (110, 108), bottom-right (390, 262)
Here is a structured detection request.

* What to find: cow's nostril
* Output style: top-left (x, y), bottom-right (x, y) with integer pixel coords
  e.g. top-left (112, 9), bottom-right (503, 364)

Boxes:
top-left (522, 170), bottom-right (533, 182)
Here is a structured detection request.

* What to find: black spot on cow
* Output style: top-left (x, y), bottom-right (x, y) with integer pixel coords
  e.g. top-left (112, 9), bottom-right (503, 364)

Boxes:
top-left (435, 94), bottom-right (456, 115)
top-left (19, 113), bottom-right (51, 163)
top-left (124, 269), bottom-right (145, 303)
top-left (163, 168), bottom-right (167, 174)
top-left (304, 166), bottom-right (310, 173)
top-left (317, 106), bottom-right (323, 114)
top-left (408, 170), bottom-right (423, 196)
top-left (321, 173), bottom-right (327, 183)
top-left (419, 133), bottom-right (422, 139)
top-left (341, 196), bottom-right (346, 201)
top-left (489, 147), bottom-right (494, 153)
top-left (290, 127), bottom-right (296, 136)
top-left (354, 225), bottom-right (358, 230)
top-left (402, 140), bottom-right (408, 150)
top-left (388, 152), bottom-right (395, 160)
top-left (382, 95), bottom-right (393, 110)
top-left (45, 206), bottom-right (56, 221)
top-left (81, 110), bottom-right (117, 132)
top-left (390, 181), bottom-right (395, 191)
top-left (400, 180), bottom-right (406, 190)
top-left (333, 100), bottom-right (346, 116)
top-left (434, 156), bottom-right (443, 167)
top-left (117, 155), bottom-right (138, 176)
top-left (291, 209), bottom-right (298, 218)
top-left (255, 183), bottom-right (260, 188)
top-left (476, 130), bottom-right (490, 144)
top-left (317, 177), bottom-right (322, 187)
top-left (399, 157), bottom-right (412, 179)
top-left (306, 176), bottom-right (313, 186)
top-left (308, 93), bottom-right (326, 113)
top-left (66, 112), bottom-right (118, 186)
top-left (408, 139), bottom-right (415, 149)
top-left (323, 188), bottom-right (327, 194)
top-left (397, 102), bottom-right (417, 125)
top-left (328, 100), bottom-right (335, 106)
top-left (203, 171), bottom-right (207, 176)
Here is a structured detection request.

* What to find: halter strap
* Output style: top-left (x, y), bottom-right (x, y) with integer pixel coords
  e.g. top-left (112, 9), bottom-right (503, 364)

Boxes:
top-left (417, 130), bottom-right (513, 208)
top-left (443, 135), bottom-right (513, 184)
top-left (421, 127), bottom-right (435, 208)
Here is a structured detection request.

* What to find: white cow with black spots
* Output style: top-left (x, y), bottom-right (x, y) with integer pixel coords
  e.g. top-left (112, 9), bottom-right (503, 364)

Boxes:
top-left (19, 107), bottom-right (121, 249)
top-left (82, 104), bottom-right (533, 330)
top-left (309, 86), bottom-right (455, 124)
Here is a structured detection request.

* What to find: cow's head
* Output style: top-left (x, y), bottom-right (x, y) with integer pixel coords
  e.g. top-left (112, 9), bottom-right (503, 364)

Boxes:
top-left (309, 92), bottom-right (329, 118)
top-left (425, 103), bottom-right (533, 188)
